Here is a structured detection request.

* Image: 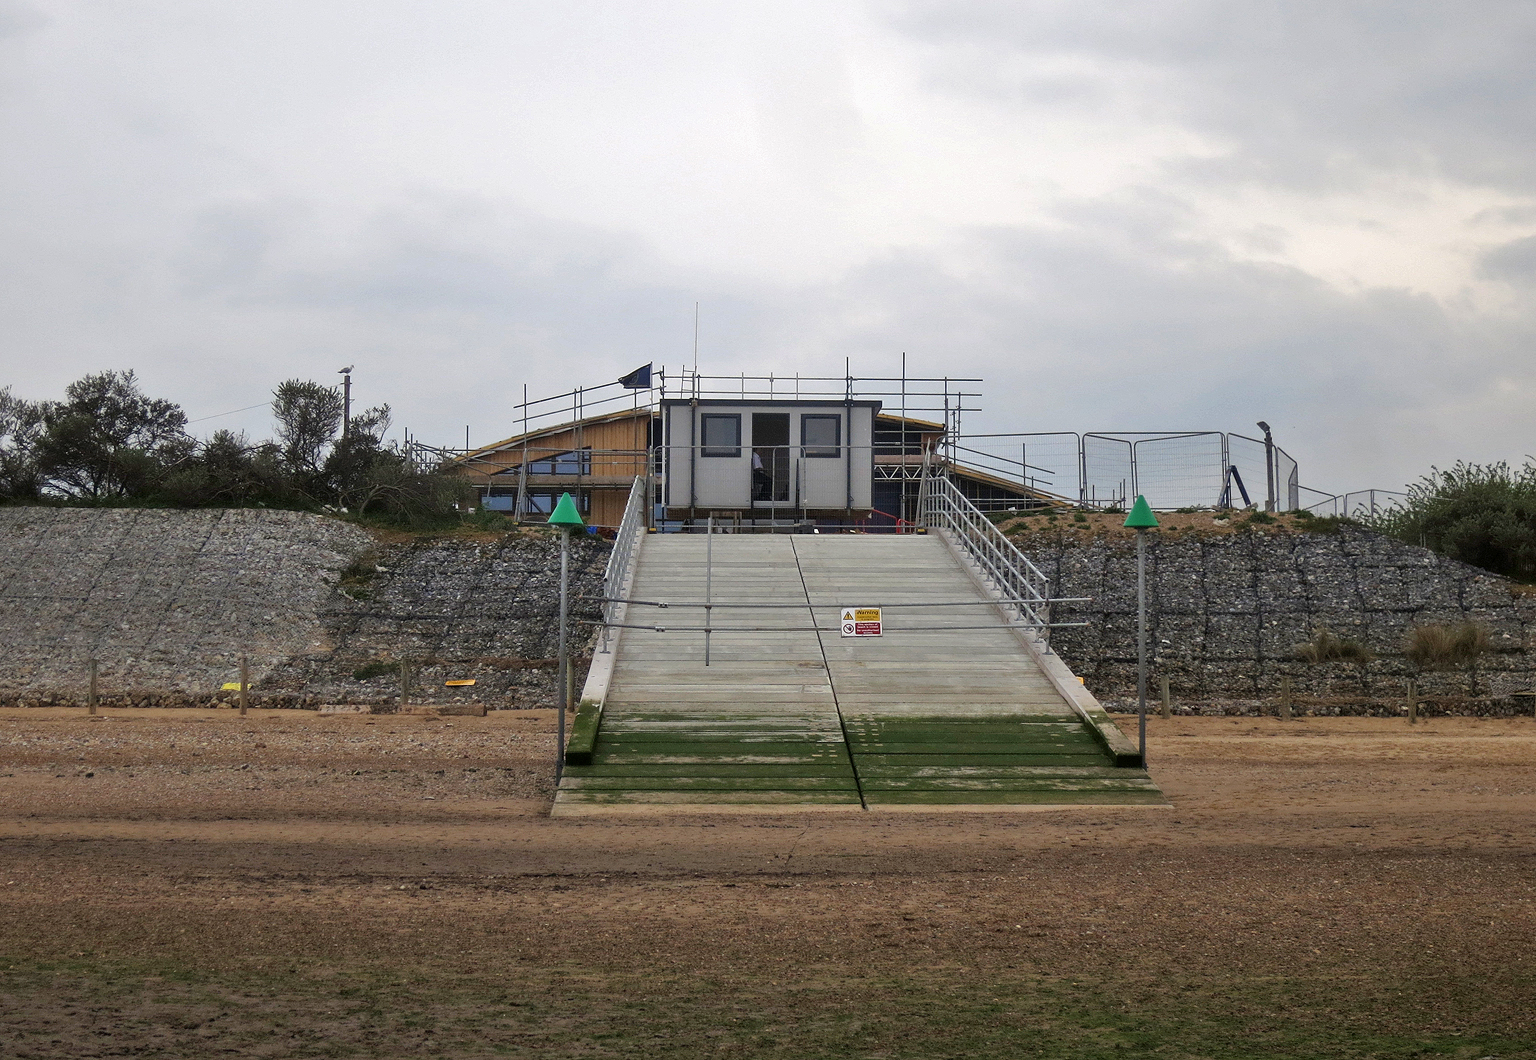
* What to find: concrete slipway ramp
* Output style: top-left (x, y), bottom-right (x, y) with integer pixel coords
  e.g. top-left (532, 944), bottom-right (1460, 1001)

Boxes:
top-left (554, 534), bottom-right (1164, 814)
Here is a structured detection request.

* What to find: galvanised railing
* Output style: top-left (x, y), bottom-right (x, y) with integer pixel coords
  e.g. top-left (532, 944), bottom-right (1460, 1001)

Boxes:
top-left (918, 472), bottom-right (1056, 642)
top-left (598, 475), bottom-right (650, 654)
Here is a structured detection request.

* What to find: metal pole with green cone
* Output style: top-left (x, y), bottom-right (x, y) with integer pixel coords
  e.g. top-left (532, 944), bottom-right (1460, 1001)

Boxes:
top-left (548, 492), bottom-right (586, 782)
top-left (1124, 495), bottom-right (1159, 766)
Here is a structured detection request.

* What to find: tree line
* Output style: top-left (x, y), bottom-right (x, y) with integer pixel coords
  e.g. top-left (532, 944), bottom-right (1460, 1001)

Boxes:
top-left (0, 370), bottom-right (467, 524)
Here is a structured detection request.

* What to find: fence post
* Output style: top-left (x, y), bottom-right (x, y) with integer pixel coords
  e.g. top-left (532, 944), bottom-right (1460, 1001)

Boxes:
top-left (1407, 679), bottom-right (1417, 725)
top-left (1280, 675), bottom-right (1292, 721)
top-left (400, 660), bottom-right (410, 711)
top-left (1159, 675), bottom-right (1171, 720)
top-left (88, 659), bottom-right (98, 715)
top-left (239, 655), bottom-right (249, 717)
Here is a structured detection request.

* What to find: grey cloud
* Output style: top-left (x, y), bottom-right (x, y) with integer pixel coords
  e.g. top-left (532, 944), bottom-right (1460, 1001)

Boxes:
top-left (888, 0), bottom-right (1536, 192)
top-left (0, 1), bottom-right (46, 40)
top-left (1479, 234), bottom-right (1536, 281)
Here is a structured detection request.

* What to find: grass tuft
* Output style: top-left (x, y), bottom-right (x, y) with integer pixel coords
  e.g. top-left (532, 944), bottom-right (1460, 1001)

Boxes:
top-left (1404, 622), bottom-right (1490, 671)
top-left (1294, 626), bottom-right (1374, 666)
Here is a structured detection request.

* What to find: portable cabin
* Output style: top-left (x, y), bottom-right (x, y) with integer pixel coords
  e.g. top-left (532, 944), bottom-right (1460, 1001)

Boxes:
top-left (660, 399), bottom-right (880, 520)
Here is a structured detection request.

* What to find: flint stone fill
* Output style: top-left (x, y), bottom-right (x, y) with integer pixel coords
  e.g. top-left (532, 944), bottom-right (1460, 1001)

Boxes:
top-left (1029, 524), bottom-right (1536, 702)
top-left (0, 507), bottom-right (608, 709)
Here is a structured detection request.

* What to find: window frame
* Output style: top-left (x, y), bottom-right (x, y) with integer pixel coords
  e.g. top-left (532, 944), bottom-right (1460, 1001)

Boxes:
top-left (800, 414), bottom-right (842, 458)
top-left (526, 448), bottom-right (591, 476)
top-left (700, 413), bottom-right (742, 457)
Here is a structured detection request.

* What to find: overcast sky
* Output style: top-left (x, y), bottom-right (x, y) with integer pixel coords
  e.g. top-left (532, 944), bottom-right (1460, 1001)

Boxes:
top-left (2, 0), bottom-right (1534, 494)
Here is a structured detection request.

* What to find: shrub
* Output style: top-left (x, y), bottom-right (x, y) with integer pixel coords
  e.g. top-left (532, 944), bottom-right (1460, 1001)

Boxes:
top-left (1293, 626), bottom-right (1374, 666)
top-left (352, 659), bottom-right (400, 682)
top-left (1368, 460), bottom-right (1536, 581)
top-left (1404, 622), bottom-right (1489, 671)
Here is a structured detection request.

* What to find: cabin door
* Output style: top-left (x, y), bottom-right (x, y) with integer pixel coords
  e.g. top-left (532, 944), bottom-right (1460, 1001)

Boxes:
top-left (751, 413), bottom-right (791, 506)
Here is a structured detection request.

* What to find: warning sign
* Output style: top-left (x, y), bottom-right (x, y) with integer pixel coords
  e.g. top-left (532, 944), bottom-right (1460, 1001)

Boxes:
top-left (840, 607), bottom-right (882, 638)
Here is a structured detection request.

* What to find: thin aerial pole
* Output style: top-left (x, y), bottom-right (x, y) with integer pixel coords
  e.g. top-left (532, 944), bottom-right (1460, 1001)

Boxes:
top-left (901, 352), bottom-right (908, 523)
top-left (704, 515), bottom-right (714, 666)
top-left (517, 383), bottom-right (529, 523)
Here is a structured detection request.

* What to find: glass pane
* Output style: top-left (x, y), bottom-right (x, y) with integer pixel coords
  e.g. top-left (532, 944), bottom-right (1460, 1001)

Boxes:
top-left (701, 415), bottom-right (740, 456)
top-left (802, 415), bottom-right (840, 458)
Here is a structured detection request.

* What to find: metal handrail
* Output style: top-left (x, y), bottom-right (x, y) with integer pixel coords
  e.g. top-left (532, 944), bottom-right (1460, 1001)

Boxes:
top-left (598, 475), bottom-right (650, 654)
top-left (918, 472), bottom-right (1056, 643)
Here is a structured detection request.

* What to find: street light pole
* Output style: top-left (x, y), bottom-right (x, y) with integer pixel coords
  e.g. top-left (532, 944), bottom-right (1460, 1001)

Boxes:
top-left (339, 366), bottom-right (354, 440)
top-left (1257, 420), bottom-right (1274, 512)
top-left (1124, 495), bottom-right (1159, 766)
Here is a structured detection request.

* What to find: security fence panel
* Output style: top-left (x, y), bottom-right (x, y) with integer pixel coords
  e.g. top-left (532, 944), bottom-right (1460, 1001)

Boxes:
top-left (1017, 433), bottom-right (1082, 502)
top-left (1226, 434), bottom-right (1270, 509)
top-left (1343, 490), bottom-right (1406, 518)
top-left (1277, 449), bottom-right (1300, 511)
top-left (1131, 433), bottom-right (1226, 509)
top-left (1082, 434), bottom-right (1133, 509)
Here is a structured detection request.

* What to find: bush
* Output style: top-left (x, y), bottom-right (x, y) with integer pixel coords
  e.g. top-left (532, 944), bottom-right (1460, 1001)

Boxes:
top-left (1293, 626), bottom-right (1374, 666)
top-left (352, 659), bottom-right (400, 682)
top-left (1404, 622), bottom-right (1489, 671)
top-left (1368, 460), bottom-right (1536, 581)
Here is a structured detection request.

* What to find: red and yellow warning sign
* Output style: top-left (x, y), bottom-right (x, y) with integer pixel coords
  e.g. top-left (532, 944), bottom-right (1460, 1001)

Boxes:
top-left (840, 607), bottom-right (882, 638)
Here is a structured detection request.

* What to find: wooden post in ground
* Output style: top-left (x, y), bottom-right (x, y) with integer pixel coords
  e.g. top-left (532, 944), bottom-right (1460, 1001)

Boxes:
top-left (88, 659), bottom-right (98, 715)
top-left (400, 660), bottom-right (410, 711)
top-left (1159, 675), bottom-right (1171, 720)
top-left (1280, 675), bottom-right (1292, 721)
top-left (239, 655), bottom-right (249, 717)
top-left (1408, 679), bottom-right (1418, 725)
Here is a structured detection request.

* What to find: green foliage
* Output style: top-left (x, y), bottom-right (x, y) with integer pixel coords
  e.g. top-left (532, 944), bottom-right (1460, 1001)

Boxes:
top-left (0, 386), bottom-right (47, 500)
top-left (351, 659), bottom-right (399, 681)
top-left (1244, 509), bottom-right (1275, 525)
top-left (156, 430), bottom-right (296, 508)
top-left (1291, 509), bottom-right (1352, 534)
top-left (1293, 626), bottom-right (1374, 666)
top-left (33, 370), bottom-right (192, 500)
top-left (1368, 459), bottom-right (1536, 581)
top-left (1404, 622), bottom-right (1489, 671)
top-left (271, 379), bottom-right (344, 477)
top-left (1, 371), bottom-right (467, 526)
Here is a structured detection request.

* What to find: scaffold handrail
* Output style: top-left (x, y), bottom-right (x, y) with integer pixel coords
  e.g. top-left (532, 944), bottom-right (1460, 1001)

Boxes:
top-left (918, 471), bottom-right (1055, 640)
top-left (597, 475), bottom-right (650, 654)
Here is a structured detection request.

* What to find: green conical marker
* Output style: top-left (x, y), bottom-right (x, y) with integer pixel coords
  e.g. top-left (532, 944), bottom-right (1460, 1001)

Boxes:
top-left (547, 492), bottom-right (585, 528)
top-left (1123, 494), bottom-right (1158, 529)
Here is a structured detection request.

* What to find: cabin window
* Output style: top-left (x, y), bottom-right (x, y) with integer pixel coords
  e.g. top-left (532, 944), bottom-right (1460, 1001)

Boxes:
top-left (700, 414), bottom-right (741, 457)
top-left (801, 414), bottom-right (841, 458)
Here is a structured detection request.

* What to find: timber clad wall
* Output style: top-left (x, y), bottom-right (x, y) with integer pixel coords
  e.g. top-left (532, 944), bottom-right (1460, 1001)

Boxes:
top-left (459, 411), bottom-right (652, 526)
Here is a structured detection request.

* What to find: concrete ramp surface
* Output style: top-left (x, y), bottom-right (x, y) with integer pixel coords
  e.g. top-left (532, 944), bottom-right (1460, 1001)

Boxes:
top-left (555, 534), bottom-right (1164, 814)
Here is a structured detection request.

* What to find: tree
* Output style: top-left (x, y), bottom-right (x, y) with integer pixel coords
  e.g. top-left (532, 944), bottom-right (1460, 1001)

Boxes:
top-left (271, 379), bottom-right (344, 479)
top-left (34, 370), bottom-right (191, 499)
top-left (0, 387), bottom-right (46, 500)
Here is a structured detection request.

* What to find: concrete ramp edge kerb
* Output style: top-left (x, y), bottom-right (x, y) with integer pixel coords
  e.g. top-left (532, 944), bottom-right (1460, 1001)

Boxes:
top-left (567, 531), bottom-right (646, 765)
top-left (931, 529), bottom-right (1143, 768)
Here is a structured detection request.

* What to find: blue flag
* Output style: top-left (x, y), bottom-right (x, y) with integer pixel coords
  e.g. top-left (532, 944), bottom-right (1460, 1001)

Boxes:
top-left (618, 363), bottom-right (653, 389)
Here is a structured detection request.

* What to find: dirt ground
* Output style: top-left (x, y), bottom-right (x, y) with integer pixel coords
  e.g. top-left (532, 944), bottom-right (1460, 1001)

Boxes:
top-left (2, 707), bottom-right (1534, 1058)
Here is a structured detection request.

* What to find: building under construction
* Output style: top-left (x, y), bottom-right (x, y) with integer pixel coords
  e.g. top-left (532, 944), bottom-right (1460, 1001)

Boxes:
top-left (444, 367), bottom-right (1048, 528)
